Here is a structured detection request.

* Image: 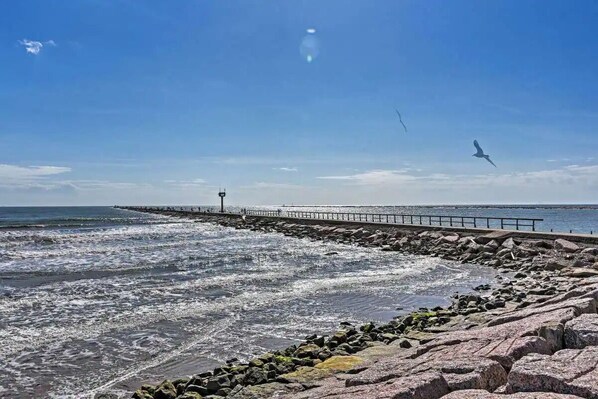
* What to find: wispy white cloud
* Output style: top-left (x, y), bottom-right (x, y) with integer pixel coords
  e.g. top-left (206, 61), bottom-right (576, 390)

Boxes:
top-left (68, 180), bottom-right (153, 190)
top-left (0, 164), bottom-right (71, 179)
top-left (164, 178), bottom-right (207, 188)
top-left (18, 39), bottom-right (56, 55)
top-left (0, 164), bottom-right (72, 192)
top-left (241, 182), bottom-right (305, 190)
top-left (274, 167), bottom-right (298, 172)
top-left (317, 169), bottom-right (417, 185)
top-left (317, 165), bottom-right (598, 190)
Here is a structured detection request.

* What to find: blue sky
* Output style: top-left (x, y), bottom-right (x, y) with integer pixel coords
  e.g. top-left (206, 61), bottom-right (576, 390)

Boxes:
top-left (1, 0), bottom-right (597, 206)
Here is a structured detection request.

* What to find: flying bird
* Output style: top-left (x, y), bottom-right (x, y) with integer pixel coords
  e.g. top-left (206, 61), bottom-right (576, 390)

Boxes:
top-left (395, 109), bottom-right (407, 133)
top-left (473, 140), bottom-right (497, 167)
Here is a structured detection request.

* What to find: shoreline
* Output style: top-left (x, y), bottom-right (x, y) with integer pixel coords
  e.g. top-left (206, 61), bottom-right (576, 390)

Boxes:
top-left (107, 208), bottom-right (598, 399)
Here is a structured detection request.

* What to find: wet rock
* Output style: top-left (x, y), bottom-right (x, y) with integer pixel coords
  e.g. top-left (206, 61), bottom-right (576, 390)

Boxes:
top-left (249, 358), bottom-right (264, 367)
top-left (186, 385), bottom-right (209, 396)
top-left (243, 368), bottom-right (268, 386)
top-left (507, 347), bottom-right (598, 397)
top-left (93, 394), bottom-right (118, 399)
top-left (206, 374), bottom-right (231, 393)
top-left (564, 313), bottom-right (598, 349)
top-left (294, 343), bottom-right (321, 358)
top-left (154, 380), bottom-right (177, 399)
top-left (178, 393), bottom-right (203, 399)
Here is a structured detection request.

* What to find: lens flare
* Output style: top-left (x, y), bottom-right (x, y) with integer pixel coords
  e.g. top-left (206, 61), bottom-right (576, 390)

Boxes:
top-left (300, 34), bottom-right (320, 63)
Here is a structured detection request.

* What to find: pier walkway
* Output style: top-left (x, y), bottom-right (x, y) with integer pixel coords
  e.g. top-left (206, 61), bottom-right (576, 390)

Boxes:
top-left (116, 206), bottom-right (598, 244)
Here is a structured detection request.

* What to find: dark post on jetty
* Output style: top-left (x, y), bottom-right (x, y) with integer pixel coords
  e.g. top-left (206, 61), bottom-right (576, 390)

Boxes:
top-left (218, 189), bottom-right (226, 213)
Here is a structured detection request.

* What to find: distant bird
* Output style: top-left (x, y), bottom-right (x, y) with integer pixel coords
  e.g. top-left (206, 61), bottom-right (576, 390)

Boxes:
top-left (395, 109), bottom-right (407, 133)
top-left (473, 140), bottom-right (497, 167)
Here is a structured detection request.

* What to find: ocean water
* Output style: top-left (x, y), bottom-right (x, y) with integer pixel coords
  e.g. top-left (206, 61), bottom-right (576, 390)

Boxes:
top-left (0, 207), bottom-right (497, 398)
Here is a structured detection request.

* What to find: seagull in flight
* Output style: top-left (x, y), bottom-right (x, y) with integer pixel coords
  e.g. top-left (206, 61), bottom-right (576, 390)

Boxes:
top-left (473, 140), bottom-right (497, 167)
top-left (395, 109), bottom-right (407, 133)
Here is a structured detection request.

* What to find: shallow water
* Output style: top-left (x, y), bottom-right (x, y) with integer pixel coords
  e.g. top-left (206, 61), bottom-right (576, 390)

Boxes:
top-left (0, 207), bottom-right (495, 398)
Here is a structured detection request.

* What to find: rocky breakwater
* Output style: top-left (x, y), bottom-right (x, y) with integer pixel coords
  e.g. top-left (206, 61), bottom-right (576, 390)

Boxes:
top-left (114, 208), bottom-right (598, 398)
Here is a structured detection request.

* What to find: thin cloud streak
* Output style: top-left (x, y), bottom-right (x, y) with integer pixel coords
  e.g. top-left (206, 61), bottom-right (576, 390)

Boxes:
top-left (0, 164), bottom-right (71, 179)
top-left (274, 167), bottom-right (298, 172)
top-left (317, 165), bottom-right (598, 189)
top-left (164, 178), bottom-right (208, 188)
top-left (241, 182), bottom-right (305, 190)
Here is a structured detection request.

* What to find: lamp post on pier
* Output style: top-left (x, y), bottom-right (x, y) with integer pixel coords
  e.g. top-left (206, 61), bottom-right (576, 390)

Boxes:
top-left (218, 189), bottom-right (226, 213)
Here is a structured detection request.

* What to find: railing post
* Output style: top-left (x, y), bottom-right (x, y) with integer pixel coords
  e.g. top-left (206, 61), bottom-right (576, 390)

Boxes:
top-left (500, 219), bottom-right (504, 229)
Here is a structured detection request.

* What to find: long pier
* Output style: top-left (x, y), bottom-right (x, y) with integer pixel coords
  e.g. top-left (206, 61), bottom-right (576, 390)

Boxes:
top-left (115, 206), bottom-right (598, 243)
top-left (118, 206), bottom-right (542, 231)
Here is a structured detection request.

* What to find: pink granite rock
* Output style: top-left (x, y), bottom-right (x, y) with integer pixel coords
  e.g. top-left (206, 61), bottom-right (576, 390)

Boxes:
top-left (507, 347), bottom-right (598, 397)
top-left (564, 313), bottom-right (598, 349)
top-left (287, 372), bottom-right (449, 399)
top-left (440, 390), bottom-right (585, 398)
top-left (281, 284), bottom-right (598, 399)
top-left (346, 356), bottom-right (506, 392)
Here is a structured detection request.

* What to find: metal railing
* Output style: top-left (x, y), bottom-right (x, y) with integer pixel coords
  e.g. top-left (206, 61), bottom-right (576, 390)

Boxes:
top-left (248, 209), bottom-right (543, 231)
top-left (117, 206), bottom-right (544, 232)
